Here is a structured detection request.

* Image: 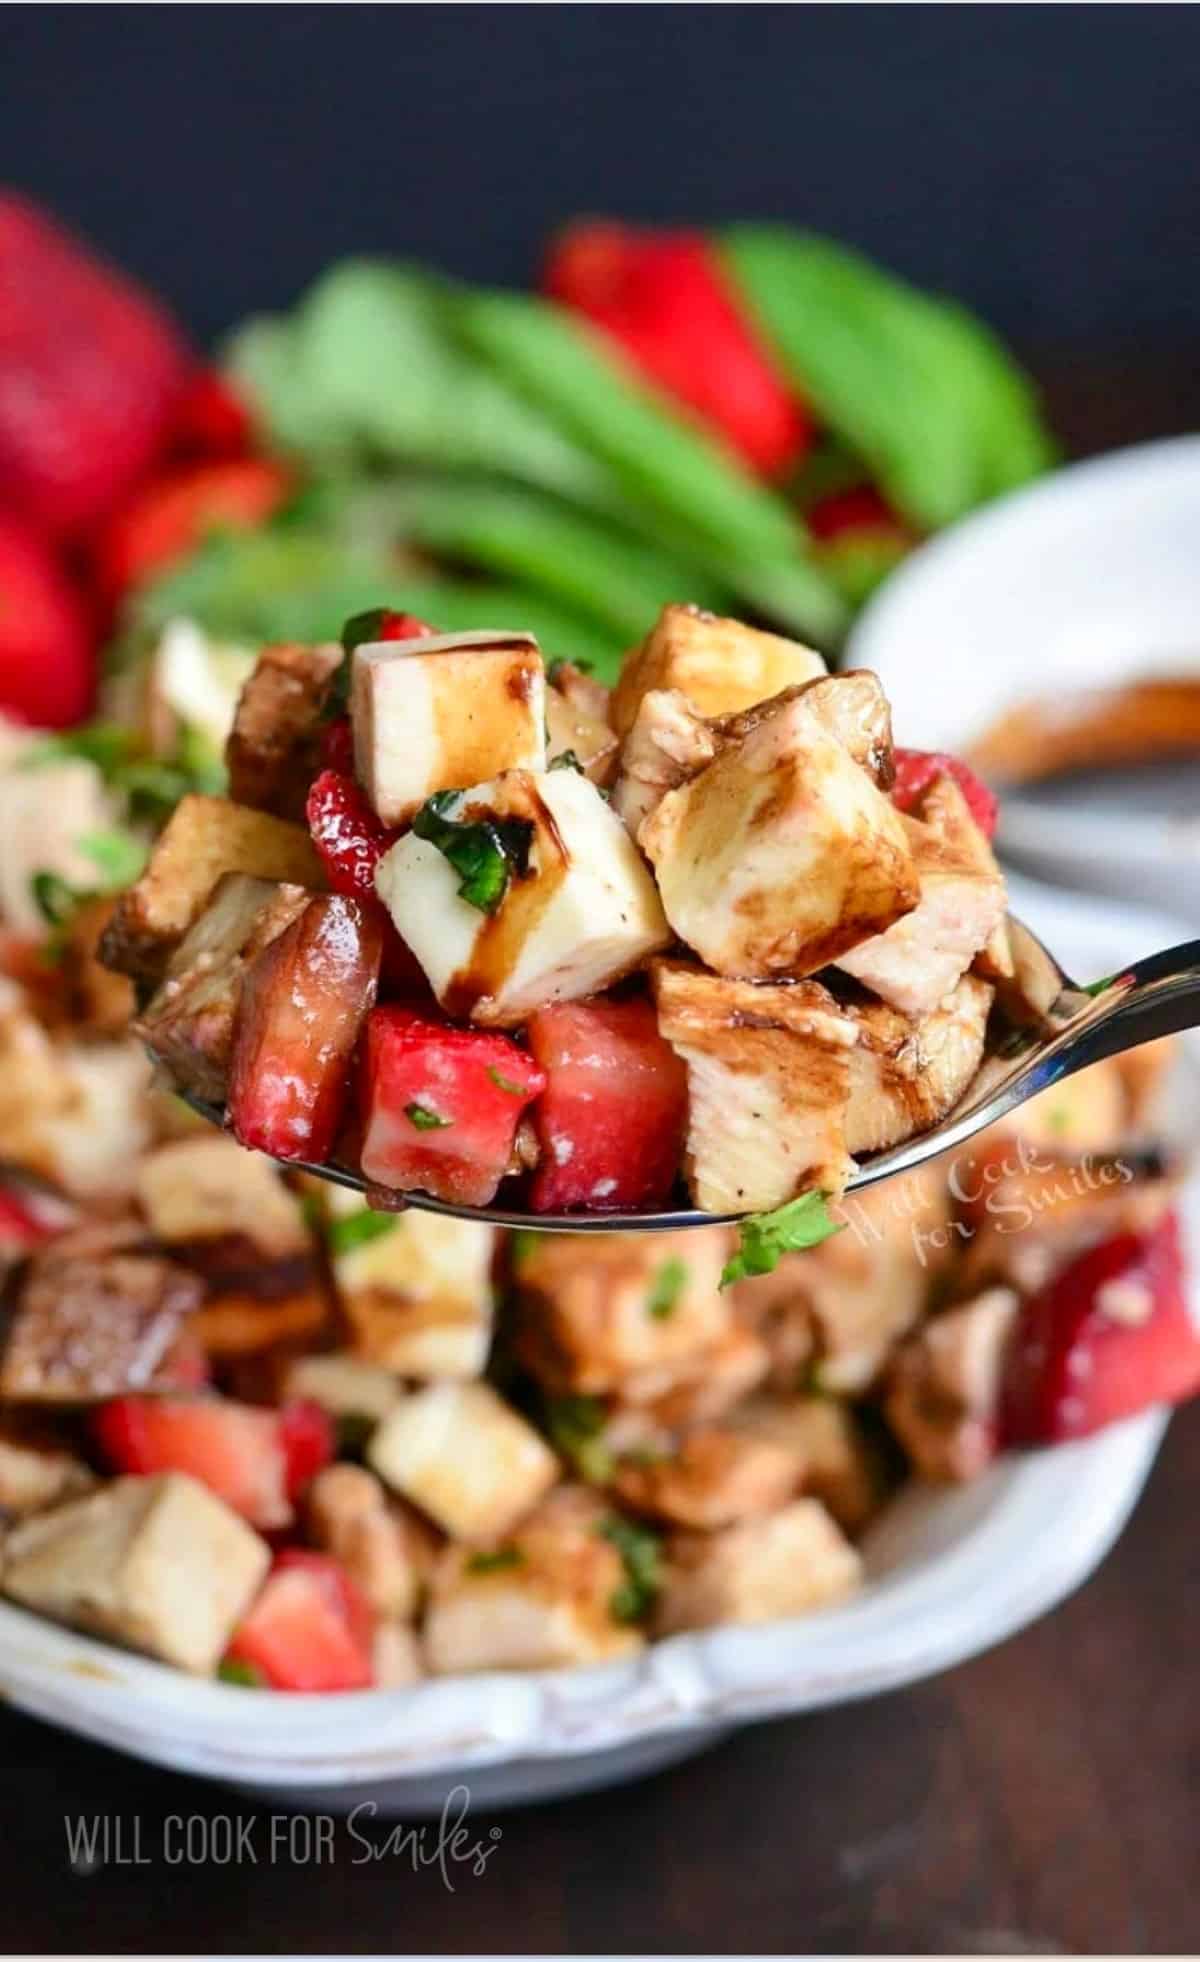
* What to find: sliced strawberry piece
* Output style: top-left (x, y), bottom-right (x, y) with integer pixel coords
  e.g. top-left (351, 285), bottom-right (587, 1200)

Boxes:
top-left (891, 746), bottom-right (999, 840)
top-left (305, 769), bottom-right (398, 900)
top-left (224, 1549), bottom-right (374, 1692)
top-left (526, 997), bottom-right (688, 1214)
top-left (360, 1005), bottom-right (546, 1206)
top-left (97, 457), bottom-right (292, 604)
top-left (0, 195), bottom-right (189, 538)
top-left (278, 1399), bottom-right (335, 1502)
top-left (319, 716), bottom-right (356, 775)
top-left (544, 222), bottom-right (810, 477)
top-left (0, 516), bottom-right (94, 727)
top-left (92, 1395), bottom-right (292, 1527)
top-left (169, 368), bottom-right (254, 461)
top-left (0, 1177), bottom-right (75, 1250)
top-left (1000, 1213), bottom-right (1200, 1446)
top-left (228, 894), bottom-right (383, 1164)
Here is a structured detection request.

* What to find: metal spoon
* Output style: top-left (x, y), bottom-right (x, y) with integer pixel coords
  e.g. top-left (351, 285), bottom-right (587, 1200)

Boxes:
top-left (180, 923), bottom-right (1200, 1233)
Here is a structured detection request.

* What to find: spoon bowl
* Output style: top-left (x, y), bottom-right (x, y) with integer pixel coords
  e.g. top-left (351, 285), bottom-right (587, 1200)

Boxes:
top-left (180, 920), bottom-right (1200, 1232)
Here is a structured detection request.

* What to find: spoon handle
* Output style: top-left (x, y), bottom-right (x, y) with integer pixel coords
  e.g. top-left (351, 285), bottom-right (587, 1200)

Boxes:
top-left (1074, 937), bottom-right (1200, 1067)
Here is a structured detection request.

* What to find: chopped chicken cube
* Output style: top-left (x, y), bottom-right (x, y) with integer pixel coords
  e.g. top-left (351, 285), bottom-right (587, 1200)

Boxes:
top-left (654, 1498), bottom-right (861, 1634)
top-left (838, 776), bottom-right (1007, 1018)
top-left (328, 1196), bottom-right (497, 1380)
top-left (1, 1472), bottom-right (270, 1673)
top-left (39, 1041), bottom-right (157, 1202)
top-left (135, 1134), bottom-right (310, 1259)
top-left (546, 671), bottom-right (619, 786)
top-left (352, 630), bottom-right (546, 826)
top-left (305, 1464), bottom-right (434, 1620)
top-left (652, 962), bottom-right (859, 1212)
top-left (624, 1325), bottom-right (772, 1431)
top-left (727, 1394), bottom-right (883, 1533)
top-left (0, 1421), bottom-right (93, 1520)
top-left (987, 916), bottom-right (1065, 1030)
top-left (783, 670), bottom-right (895, 785)
top-left (226, 640), bottom-right (343, 821)
top-left (0, 1243), bottom-right (203, 1403)
top-left (612, 688), bottom-right (718, 838)
top-left (610, 603), bottom-right (826, 734)
top-left (423, 1484), bottom-right (644, 1673)
top-left (612, 1426), bottom-right (800, 1528)
top-left (515, 1227), bottom-right (731, 1395)
top-left (100, 795), bottom-right (322, 984)
top-left (369, 1382), bottom-right (558, 1541)
top-left (377, 768), bottom-right (670, 1028)
top-left (844, 974), bottom-right (993, 1158)
top-left (641, 690), bottom-right (917, 980)
top-left (886, 1286), bottom-right (1020, 1481)
top-left (135, 873), bottom-right (311, 1107)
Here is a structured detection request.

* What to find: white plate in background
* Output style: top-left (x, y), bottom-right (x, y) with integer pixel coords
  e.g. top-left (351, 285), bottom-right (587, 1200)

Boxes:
top-left (848, 436), bottom-right (1200, 921)
top-left (0, 880), bottom-right (1193, 1816)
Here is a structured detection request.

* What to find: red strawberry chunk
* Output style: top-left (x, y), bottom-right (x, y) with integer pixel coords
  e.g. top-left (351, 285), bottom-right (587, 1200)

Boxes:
top-left (228, 894), bottom-right (383, 1164)
top-left (92, 1395), bottom-right (292, 1528)
top-left (169, 368), bottom-right (254, 461)
top-left (526, 998), bottom-right (688, 1214)
top-left (807, 485), bottom-right (906, 541)
top-left (0, 1177), bottom-right (74, 1250)
top-left (319, 716), bottom-right (356, 775)
top-left (0, 195), bottom-right (189, 538)
top-left (1000, 1213), bottom-right (1200, 1446)
top-left (224, 1550), bottom-right (374, 1692)
top-left (0, 516), bottom-right (94, 727)
top-left (278, 1399), bottom-right (335, 1503)
top-left (544, 222), bottom-right (810, 478)
top-left (360, 1005), bottom-right (546, 1207)
top-left (306, 769), bottom-right (398, 900)
top-left (97, 457), bottom-right (292, 605)
top-left (891, 746), bottom-right (999, 840)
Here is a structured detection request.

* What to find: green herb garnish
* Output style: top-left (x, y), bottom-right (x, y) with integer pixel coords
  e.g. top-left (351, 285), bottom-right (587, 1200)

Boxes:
top-left (326, 1209), bottom-right (399, 1257)
top-left (545, 1394), bottom-right (613, 1485)
top-left (510, 1228), bottom-right (540, 1267)
top-left (217, 1657), bottom-right (266, 1688)
top-left (466, 1546), bottom-right (524, 1576)
top-left (405, 1101), bottom-right (452, 1131)
top-left (598, 1514), bottom-right (662, 1624)
top-left (487, 1065), bottom-right (526, 1096)
top-left (75, 829), bottom-right (148, 888)
top-left (720, 1190), bottom-right (844, 1289)
top-left (412, 789), bottom-right (534, 914)
top-left (30, 872), bottom-right (82, 929)
top-left (546, 656), bottom-right (594, 684)
top-left (646, 1256), bottom-right (688, 1320)
top-left (548, 749), bottom-right (583, 773)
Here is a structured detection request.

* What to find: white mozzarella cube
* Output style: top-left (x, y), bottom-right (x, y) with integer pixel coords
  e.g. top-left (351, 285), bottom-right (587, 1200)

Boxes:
top-left (376, 767), bottom-right (671, 1027)
top-left (326, 1195), bottom-right (497, 1380)
top-left (352, 630), bottom-right (546, 825)
top-left (368, 1382), bottom-right (559, 1541)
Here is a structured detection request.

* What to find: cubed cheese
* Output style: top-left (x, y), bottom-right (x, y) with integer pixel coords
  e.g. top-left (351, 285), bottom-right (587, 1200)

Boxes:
top-left (327, 1196), bottom-right (497, 1380)
top-left (1, 1473), bottom-right (270, 1672)
top-left (654, 1498), bottom-right (861, 1634)
top-left (611, 604), bottom-right (826, 735)
top-left (368, 1382), bottom-right (558, 1540)
top-left (376, 768), bottom-right (670, 1027)
top-left (352, 630), bottom-right (546, 826)
top-left (652, 961), bottom-right (859, 1212)
top-left (640, 690), bottom-right (917, 980)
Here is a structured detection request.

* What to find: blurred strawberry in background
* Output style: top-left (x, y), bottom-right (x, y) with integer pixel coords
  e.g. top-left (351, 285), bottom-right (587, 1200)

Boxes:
top-left (0, 515), bottom-right (94, 725)
top-left (95, 456), bottom-right (292, 608)
top-left (543, 220), bottom-right (812, 477)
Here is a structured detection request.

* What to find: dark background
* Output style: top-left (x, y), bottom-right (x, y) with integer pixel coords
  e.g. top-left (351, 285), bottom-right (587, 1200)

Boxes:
top-left (4, 6), bottom-right (1200, 355)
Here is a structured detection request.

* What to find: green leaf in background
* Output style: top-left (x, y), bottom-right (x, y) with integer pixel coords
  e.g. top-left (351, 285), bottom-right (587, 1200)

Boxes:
top-left (326, 1208), bottom-right (399, 1258)
top-left (75, 829), bottom-right (148, 888)
top-left (722, 228), bottom-right (1055, 530)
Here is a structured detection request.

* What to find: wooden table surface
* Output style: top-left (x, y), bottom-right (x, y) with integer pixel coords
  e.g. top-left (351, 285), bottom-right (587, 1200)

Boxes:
top-left (3, 358), bottom-right (1199, 1958)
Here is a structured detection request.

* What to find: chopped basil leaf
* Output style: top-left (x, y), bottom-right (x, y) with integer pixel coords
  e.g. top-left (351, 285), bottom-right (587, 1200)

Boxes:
top-left (326, 1209), bottom-right (399, 1256)
top-left (545, 1394), bottom-right (613, 1484)
top-left (411, 789), bottom-right (534, 914)
top-left (1082, 971), bottom-right (1121, 998)
top-left (598, 1514), bottom-right (662, 1623)
top-left (646, 1255), bottom-right (688, 1320)
top-left (466, 1546), bottom-right (524, 1575)
top-left (487, 1065), bottom-right (526, 1096)
top-left (720, 1190), bottom-right (844, 1289)
top-left (299, 1192), bottom-right (324, 1234)
top-left (30, 872), bottom-right (81, 929)
top-left (340, 607), bottom-right (392, 656)
top-left (510, 1228), bottom-right (540, 1267)
top-left (548, 749), bottom-right (583, 773)
top-left (405, 1101), bottom-right (453, 1131)
top-left (217, 1657), bottom-right (266, 1688)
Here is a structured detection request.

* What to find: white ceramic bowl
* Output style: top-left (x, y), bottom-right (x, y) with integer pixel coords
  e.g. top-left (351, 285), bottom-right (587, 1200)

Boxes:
top-left (0, 882), bottom-right (1193, 1816)
top-left (849, 435), bottom-right (1200, 922)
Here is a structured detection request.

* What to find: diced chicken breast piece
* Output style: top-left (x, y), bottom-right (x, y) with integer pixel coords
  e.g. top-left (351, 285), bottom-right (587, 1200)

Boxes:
top-left (641, 691), bottom-right (917, 980)
top-left (727, 1394), bottom-right (883, 1534)
top-left (613, 1427), bottom-right (800, 1528)
top-left (611, 603), bottom-right (826, 735)
top-left (623, 1323), bottom-right (772, 1430)
top-left (369, 1382), bottom-right (558, 1541)
top-left (838, 776), bottom-right (1007, 1018)
top-left (0, 754), bottom-right (119, 937)
top-left (135, 1134), bottom-right (310, 1258)
top-left (886, 1286), bottom-right (1020, 1482)
top-left (652, 962), bottom-right (859, 1212)
top-left (280, 1353), bottom-right (402, 1426)
top-left (0, 1421), bottom-right (93, 1520)
top-left (352, 630), bottom-right (546, 826)
top-left (377, 768), bottom-right (670, 1028)
top-left (38, 1041), bottom-right (157, 1202)
top-left (515, 1227), bottom-right (732, 1395)
top-left (844, 974), bottom-right (993, 1158)
top-left (327, 1195), bottom-right (497, 1380)
top-left (226, 640), bottom-right (343, 821)
top-left (612, 688), bottom-right (719, 838)
top-left (1, 1472), bottom-right (270, 1673)
top-left (423, 1485), bottom-right (645, 1673)
top-left (0, 1244), bottom-right (203, 1403)
top-left (654, 1498), bottom-right (861, 1635)
top-left (100, 795), bottom-right (323, 985)
top-left (305, 1464), bottom-right (433, 1621)
top-left (546, 674), bottom-right (619, 787)
top-left (782, 670), bottom-right (895, 785)
top-left (986, 916), bottom-right (1066, 1031)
